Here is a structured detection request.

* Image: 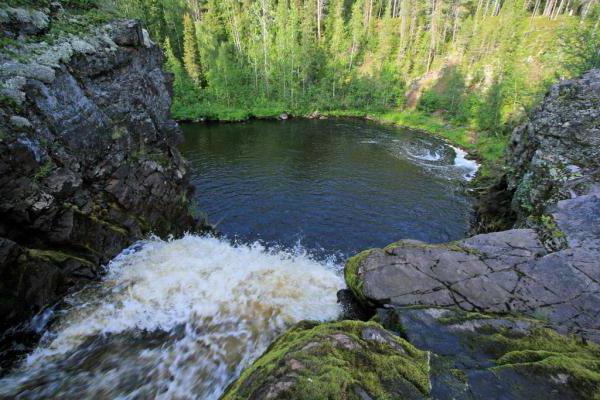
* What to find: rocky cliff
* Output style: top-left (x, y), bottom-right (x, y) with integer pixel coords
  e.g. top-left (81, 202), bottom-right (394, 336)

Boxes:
top-left (0, 7), bottom-right (201, 335)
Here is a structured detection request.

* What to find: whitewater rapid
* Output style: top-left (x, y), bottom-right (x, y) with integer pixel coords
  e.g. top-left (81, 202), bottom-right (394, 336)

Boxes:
top-left (0, 235), bottom-right (344, 399)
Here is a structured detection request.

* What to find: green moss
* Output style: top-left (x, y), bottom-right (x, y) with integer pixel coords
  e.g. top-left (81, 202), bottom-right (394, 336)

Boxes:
top-left (0, 92), bottom-right (24, 114)
top-left (384, 239), bottom-right (470, 254)
top-left (476, 327), bottom-right (600, 399)
top-left (222, 320), bottom-right (430, 400)
top-left (65, 202), bottom-right (129, 236)
top-left (344, 249), bottom-right (376, 305)
top-left (26, 248), bottom-right (94, 268)
top-left (111, 126), bottom-right (127, 140)
top-left (32, 160), bottom-right (53, 182)
top-left (529, 214), bottom-right (567, 251)
top-left (449, 368), bottom-right (468, 383)
top-left (44, 5), bottom-right (114, 43)
top-left (437, 309), bottom-right (495, 325)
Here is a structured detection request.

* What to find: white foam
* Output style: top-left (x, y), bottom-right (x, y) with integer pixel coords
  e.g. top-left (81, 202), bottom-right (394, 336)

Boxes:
top-left (1, 235), bottom-right (344, 399)
top-left (407, 149), bottom-right (443, 162)
top-left (450, 145), bottom-right (479, 180)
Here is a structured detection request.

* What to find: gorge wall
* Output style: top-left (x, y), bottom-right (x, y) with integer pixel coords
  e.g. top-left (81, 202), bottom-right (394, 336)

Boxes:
top-left (0, 9), bottom-right (201, 332)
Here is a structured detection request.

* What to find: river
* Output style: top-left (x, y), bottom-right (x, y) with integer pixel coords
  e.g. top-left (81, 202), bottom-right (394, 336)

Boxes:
top-left (0, 119), bottom-right (477, 399)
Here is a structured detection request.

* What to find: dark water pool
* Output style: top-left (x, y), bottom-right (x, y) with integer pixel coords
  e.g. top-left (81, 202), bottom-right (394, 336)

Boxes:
top-left (180, 119), bottom-right (475, 259)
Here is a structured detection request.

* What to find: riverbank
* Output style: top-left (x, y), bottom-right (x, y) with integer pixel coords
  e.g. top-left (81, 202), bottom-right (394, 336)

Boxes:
top-left (175, 105), bottom-right (508, 179)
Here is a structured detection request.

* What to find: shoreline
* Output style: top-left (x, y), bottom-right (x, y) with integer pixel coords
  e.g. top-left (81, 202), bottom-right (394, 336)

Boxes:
top-left (176, 109), bottom-right (497, 180)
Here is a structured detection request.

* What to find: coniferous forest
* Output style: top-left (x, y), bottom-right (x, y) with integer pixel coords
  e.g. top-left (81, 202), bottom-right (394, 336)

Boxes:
top-left (115, 1), bottom-right (598, 149)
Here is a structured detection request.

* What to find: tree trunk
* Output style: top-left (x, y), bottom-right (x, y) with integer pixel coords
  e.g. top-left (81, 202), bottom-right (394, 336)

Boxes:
top-left (316, 0), bottom-right (324, 41)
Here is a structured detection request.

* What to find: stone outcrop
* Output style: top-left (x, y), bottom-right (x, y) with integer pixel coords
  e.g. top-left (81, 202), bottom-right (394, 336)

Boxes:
top-left (0, 6), bottom-right (50, 39)
top-left (0, 12), bottom-right (202, 334)
top-left (508, 69), bottom-right (600, 222)
top-left (345, 69), bottom-right (600, 343)
top-left (221, 320), bottom-right (431, 400)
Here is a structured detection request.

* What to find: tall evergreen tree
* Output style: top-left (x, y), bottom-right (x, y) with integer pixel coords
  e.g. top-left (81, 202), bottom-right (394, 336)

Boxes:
top-left (183, 13), bottom-right (202, 85)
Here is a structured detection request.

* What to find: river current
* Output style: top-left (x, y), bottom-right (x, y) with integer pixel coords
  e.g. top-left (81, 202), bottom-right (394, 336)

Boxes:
top-left (0, 119), bottom-right (477, 399)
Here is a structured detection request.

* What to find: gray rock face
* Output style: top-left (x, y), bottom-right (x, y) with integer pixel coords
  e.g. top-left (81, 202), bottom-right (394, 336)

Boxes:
top-left (0, 7), bottom-right (50, 39)
top-left (347, 70), bottom-right (600, 342)
top-left (0, 19), bottom-right (202, 332)
top-left (508, 69), bottom-right (600, 221)
top-left (349, 222), bottom-right (599, 341)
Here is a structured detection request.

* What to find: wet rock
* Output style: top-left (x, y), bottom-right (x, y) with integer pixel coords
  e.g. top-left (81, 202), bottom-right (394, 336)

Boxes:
top-left (336, 288), bottom-right (375, 320)
top-left (376, 307), bottom-right (600, 400)
top-left (346, 224), bottom-right (600, 341)
top-left (307, 110), bottom-right (324, 119)
top-left (221, 320), bottom-right (430, 400)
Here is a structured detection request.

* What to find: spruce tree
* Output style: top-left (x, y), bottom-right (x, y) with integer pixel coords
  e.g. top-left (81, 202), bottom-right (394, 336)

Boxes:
top-left (183, 13), bottom-right (202, 85)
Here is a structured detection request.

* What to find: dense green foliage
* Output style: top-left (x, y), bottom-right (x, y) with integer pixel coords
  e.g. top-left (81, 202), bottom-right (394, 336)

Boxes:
top-left (111, 0), bottom-right (598, 164)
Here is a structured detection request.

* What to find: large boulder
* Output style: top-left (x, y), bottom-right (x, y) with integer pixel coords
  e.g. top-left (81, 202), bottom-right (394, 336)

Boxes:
top-left (376, 307), bottom-right (600, 399)
top-left (0, 7), bottom-right (50, 39)
top-left (345, 218), bottom-right (600, 341)
top-left (221, 320), bottom-right (431, 400)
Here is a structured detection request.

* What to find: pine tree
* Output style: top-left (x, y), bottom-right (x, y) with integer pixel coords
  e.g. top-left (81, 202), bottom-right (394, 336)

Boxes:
top-left (183, 13), bottom-right (202, 85)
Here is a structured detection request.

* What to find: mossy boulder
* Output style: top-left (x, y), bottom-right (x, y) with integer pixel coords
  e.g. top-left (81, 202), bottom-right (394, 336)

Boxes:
top-left (221, 320), bottom-right (430, 400)
top-left (344, 248), bottom-right (375, 305)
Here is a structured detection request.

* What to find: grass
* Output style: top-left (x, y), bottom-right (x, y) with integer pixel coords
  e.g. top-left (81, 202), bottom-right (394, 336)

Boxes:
top-left (172, 101), bottom-right (289, 122)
